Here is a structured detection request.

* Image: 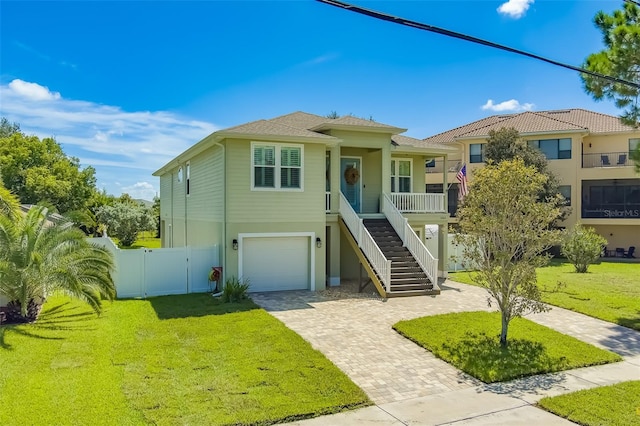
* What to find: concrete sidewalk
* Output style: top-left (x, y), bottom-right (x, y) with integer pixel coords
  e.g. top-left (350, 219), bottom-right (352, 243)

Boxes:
top-left (287, 356), bottom-right (640, 425)
top-left (253, 279), bottom-right (640, 425)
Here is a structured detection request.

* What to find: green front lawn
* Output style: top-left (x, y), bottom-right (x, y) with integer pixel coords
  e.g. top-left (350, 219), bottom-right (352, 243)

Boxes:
top-left (0, 294), bottom-right (369, 425)
top-left (538, 381), bottom-right (640, 426)
top-left (393, 311), bottom-right (621, 383)
top-left (449, 260), bottom-right (640, 331)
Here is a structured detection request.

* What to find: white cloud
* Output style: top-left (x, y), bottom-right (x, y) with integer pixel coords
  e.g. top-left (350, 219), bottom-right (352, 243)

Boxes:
top-left (8, 79), bottom-right (61, 101)
top-left (481, 99), bottom-right (534, 112)
top-left (497, 0), bottom-right (534, 19)
top-left (0, 79), bottom-right (218, 197)
top-left (121, 181), bottom-right (157, 201)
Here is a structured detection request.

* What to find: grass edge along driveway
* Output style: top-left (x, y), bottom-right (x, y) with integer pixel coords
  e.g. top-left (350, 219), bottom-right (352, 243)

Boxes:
top-left (449, 260), bottom-right (640, 331)
top-left (394, 311), bottom-right (621, 383)
top-left (538, 380), bottom-right (640, 426)
top-left (0, 294), bottom-right (369, 426)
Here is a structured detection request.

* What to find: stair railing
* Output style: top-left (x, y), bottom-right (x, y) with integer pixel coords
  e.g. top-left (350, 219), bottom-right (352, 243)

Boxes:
top-left (382, 193), bottom-right (439, 286)
top-left (339, 193), bottom-right (391, 292)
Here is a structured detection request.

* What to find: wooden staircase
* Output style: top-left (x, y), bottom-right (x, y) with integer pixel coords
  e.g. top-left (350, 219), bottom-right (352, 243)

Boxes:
top-left (363, 219), bottom-right (440, 297)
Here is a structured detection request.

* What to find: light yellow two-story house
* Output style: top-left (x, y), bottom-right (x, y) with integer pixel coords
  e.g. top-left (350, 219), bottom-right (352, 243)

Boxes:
top-left (424, 109), bottom-right (640, 253)
top-left (154, 112), bottom-right (457, 297)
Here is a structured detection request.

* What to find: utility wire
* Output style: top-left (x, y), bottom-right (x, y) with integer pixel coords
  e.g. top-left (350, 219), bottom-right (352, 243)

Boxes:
top-left (316, 0), bottom-right (640, 89)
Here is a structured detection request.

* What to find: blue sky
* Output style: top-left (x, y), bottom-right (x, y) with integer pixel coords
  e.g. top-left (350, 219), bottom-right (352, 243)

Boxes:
top-left (0, 0), bottom-right (626, 200)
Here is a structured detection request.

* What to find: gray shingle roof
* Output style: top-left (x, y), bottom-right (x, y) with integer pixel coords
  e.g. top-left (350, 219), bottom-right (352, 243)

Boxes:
top-left (424, 108), bottom-right (637, 144)
top-left (220, 119), bottom-right (336, 140)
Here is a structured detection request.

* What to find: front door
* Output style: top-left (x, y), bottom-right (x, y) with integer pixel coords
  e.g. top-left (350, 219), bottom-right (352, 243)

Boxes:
top-left (341, 157), bottom-right (361, 213)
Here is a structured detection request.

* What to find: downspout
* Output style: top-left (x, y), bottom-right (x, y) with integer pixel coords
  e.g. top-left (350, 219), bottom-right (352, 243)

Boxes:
top-left (213, 141), bottom-right (226, 286)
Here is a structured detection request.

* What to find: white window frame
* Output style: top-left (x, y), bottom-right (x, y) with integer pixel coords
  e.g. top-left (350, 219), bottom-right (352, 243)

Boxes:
top-left (391, 158), bottom-right (413, 193)
top-left (251, 142), bottom-right (304, 191)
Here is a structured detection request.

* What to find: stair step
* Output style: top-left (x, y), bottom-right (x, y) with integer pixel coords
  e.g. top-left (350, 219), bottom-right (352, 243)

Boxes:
top-left (391, 283), bottom-right (433, 291)
top-left (387, 288), bottom-right (441, 297)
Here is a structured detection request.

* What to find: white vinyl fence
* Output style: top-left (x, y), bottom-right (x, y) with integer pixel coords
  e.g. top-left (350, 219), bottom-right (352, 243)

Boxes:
top-left (91, 238), bottom-right (220, 299)
top-left (423, 230), bottom-right (473, 272)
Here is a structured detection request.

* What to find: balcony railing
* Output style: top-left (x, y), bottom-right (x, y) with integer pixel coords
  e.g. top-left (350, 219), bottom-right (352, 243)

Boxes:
top-left (582, 152), bottom-right (633, 168)
top-left (582, 204), bottom-right (640, 219)
top-left (388, 193), bottom-right (446, 213)
top-left (426, 159), bottom-right (462, 174)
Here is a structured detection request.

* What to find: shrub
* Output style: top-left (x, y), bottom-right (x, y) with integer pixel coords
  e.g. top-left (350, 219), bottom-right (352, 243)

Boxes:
top-left (221, 277), bottom-right (250, 303)
top-left (96, 201), bottom-right (157, 247)
top-left (561, 224), bottom-right (607, 273)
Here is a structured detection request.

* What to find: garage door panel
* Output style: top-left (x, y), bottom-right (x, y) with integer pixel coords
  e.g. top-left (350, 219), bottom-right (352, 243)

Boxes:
top-left (242, 236), bottom-right (310, 292)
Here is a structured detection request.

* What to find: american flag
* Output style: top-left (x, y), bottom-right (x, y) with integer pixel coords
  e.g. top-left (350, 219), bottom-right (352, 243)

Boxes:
top-left (456, 164), bottom-right (469, 200)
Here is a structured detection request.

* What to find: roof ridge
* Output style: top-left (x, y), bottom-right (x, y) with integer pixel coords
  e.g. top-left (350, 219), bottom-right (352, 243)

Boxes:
top-left (452, 113), bottom-right (521, 138)
top-left (528, 111), bottom-right (587, 130)
top-left (264, 117), bottom-right (326, 135)
top-left (422, 115), bottom-right (506, 141)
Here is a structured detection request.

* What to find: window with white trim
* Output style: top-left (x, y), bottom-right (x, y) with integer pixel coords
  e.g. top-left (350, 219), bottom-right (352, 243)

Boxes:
top-left (252, 143), bottom-right (303, 190)
top-left (391, 158), bottom-right (412, 193)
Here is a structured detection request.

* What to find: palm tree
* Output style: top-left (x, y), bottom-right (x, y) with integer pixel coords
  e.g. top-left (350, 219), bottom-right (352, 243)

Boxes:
top-left (0, 205), bottom-right (115, 321)
top-left (0, 183), bottom-right (19, 220)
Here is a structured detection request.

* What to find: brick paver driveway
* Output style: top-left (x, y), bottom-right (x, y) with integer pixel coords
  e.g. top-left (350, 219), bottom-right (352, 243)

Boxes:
top-left (252, 279), bottom-right (640, 405)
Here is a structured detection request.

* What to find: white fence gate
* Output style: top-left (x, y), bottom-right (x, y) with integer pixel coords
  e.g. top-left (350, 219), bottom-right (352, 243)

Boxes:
top-left (91, 238), bottom-right (219, 299)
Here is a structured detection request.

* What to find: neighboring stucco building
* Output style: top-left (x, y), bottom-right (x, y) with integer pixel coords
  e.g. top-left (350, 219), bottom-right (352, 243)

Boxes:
top-left (154, 112), bottom-right (457, 296)
top-left (424, 109), bottom-right (640, 250)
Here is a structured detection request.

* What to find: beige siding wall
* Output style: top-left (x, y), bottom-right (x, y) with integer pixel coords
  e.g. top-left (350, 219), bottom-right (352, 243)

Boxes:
top-left (589, 224), bottom-right (640, 250)
top-left (159, 174), bottom-right (173, 247)
top-left (226, 139), bottom-right (326, 223)
top-left (159, 145), bottom-right (224, 248)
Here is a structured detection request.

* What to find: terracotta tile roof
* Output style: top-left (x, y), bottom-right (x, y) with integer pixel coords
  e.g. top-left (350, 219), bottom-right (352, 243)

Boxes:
top-left (424, 109), bottom-right (637, 144)
top-left (391, 134), bottom-right (455, 150)
top-left (221, 119), bottom-right (336, 140)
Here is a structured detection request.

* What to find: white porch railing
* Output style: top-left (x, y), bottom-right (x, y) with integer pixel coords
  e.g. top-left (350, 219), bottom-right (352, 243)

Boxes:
top-left (382, 193), bottom-right (439, 286)
top-left (389, 193), bottom-right (446, 213)
top-left (340, 193), bottom-right (391, 292)
top-left (326, 191), bottom-right (331, 213)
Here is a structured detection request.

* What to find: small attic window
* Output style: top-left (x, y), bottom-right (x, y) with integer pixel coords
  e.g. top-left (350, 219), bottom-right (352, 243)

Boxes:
top-left (177, 167), bottom-right (183, 183)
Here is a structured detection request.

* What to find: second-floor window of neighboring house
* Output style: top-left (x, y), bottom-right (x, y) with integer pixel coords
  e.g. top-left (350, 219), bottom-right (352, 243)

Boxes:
top-left (252, 143), bottom-right (302, 190)
top-left (391, 159), bottom-right (412, 192)
top-left (186, 162), bottom-right (191, 195)
top-left (630, 138), bottom-right (640, 153)
top-left (558, 185), bottom-right (571, 206)
top-left (469, 143), bottom-right (485, 163)
top-left (528, 138), bottom-right (572, 159)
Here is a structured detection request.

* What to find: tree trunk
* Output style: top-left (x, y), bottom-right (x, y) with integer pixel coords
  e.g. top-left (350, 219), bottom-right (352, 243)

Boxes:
top-left (500, 311), bottom-right (510, 347)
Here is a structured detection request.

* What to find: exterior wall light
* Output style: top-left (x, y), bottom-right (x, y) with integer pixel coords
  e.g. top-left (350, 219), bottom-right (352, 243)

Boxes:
top-left (232, 239), bottom-right (238, 250)
top-left (316, 237), bottom-right (322, 248)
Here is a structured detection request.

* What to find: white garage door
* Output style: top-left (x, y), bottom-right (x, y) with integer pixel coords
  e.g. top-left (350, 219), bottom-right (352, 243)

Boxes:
top-left (242, 236), bottom-right (310, 292)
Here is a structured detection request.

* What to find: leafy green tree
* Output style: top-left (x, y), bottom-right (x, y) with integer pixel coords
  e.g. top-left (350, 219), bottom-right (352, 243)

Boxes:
top-left (485, 127), bottom-right (567, 220)
top-left (0, 130), bottom-right (97, 213)
top-left (562, 224), bottom-right (608, 273)
top-left (581, 1), bottom-right (640, 128)
top-left (0, 206), bottom-right (115, 321)
top-left (96, 202), bottom-right (157, 247)
top-left (0, 117), bottom-right (20, 138)
top-left (0, 182), bottom-right (20, 220)
top-left (456, 159), bottom-right (562, 346)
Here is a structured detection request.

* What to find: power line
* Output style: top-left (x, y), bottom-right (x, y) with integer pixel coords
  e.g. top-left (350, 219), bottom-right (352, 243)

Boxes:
top-left (316, 0), bottom-right (640, 90)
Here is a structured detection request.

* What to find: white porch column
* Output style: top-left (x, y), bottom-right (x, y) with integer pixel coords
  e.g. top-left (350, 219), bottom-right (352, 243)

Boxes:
top-left (438, 223), bottom-right (448, 278)
top-left (330, 145), bottom-right (340, 213)
top-left (381, 143), bottom-right (391, 210)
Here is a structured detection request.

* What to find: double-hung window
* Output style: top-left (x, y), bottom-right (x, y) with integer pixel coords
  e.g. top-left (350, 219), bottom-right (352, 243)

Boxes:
top-left (391, 159), bottom-right (412, 193)
top-left (469, 143), bottom-right (485, 163)
top-left (528, 138), bottom-right (572, 159)
top-left (252, 143), bottom-right (303, 190)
